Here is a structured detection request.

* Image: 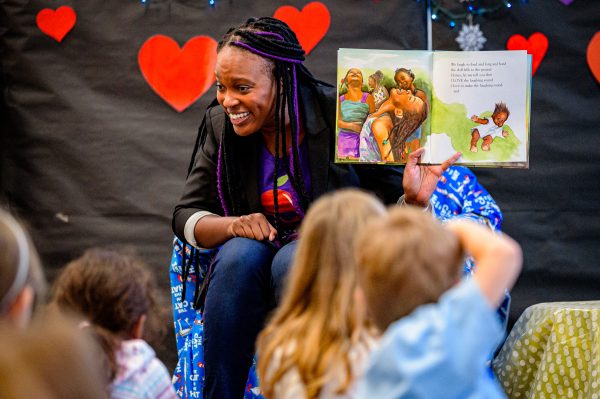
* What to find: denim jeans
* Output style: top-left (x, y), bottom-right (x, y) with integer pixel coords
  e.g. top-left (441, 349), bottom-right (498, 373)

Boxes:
top-left (202, 237), bottom-right (297, 399)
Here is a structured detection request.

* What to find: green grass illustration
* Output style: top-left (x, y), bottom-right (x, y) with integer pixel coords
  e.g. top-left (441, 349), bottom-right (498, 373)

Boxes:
top-left (430, 92), bottom-right (520, 161)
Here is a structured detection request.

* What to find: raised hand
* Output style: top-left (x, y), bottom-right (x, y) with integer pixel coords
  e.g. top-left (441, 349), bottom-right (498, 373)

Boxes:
top-left (402, 148), bottom-right (462, 207)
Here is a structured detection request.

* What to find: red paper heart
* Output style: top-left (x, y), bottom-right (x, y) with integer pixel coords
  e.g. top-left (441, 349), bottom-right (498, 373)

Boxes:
top-left (273, 2), bottom-right (330, 55)
top-left (506, 33), bottom-right (549, 76)
top-left (587, 32), bottom-right (600, 83)
top-left (138, 35), bottom-right (217, 113)
top-left (36, 6), bottom-right (76, 42)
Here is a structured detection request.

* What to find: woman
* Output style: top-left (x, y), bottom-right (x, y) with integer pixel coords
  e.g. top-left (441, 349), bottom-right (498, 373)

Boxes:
top-left (337, 68), bottom-right (375, 160)
top-left (360, 88), bottom-right (428, 162)
top-left (172, 17), bottom-right (459, 399)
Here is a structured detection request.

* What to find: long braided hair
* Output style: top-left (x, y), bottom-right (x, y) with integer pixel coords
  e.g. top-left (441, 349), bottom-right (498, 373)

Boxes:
top-left (184, 18), bottom-right (330, 309)
top-left (386, 106), bottom-right (428, 161)
top-left (213, 17), bottom-right (325, 235)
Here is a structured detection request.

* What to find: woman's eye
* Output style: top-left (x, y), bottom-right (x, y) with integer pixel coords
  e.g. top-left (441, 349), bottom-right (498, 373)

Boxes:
top-left (238, 86), bottom-right (250, 93)
top-left (216, 83), bottom-right (224, 91)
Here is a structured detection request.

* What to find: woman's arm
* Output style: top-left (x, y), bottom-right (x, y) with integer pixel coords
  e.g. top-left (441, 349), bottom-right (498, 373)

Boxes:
top-left (194, 214), bottom-right (277, 248)
top-left (366, 93), bottom-right (376, 114)
top-left (371, 116), bottom-right (394, 162)
top-left (172, 107), bottom-right (277, 248)
top-left (369, 99), bottom-right (393, 119)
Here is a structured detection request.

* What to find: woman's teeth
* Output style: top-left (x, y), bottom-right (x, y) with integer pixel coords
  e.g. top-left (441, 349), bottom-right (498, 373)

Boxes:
top-left (229, 112), bottom-right (249, 121)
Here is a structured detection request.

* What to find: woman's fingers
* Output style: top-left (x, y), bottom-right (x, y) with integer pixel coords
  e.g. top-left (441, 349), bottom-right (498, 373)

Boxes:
top-left (406, 147), bottom-right (425, 168)
top-left (440, 152), bottom-right (462, 172)
top-left (231, 213), bottom-right (277, 241)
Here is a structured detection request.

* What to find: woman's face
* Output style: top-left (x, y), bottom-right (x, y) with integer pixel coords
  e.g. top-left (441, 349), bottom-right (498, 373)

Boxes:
top-left (392, 89), bottom-right (425, 117)
top-left (394, 71), bottom-right (413, 90)
top-left (345, 68), bottom-right (363, 86)
top-left (215, 46), bottom-right (277, 137)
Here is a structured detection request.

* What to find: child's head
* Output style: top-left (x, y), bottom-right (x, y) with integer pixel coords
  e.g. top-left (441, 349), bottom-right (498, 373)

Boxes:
top-left (0, 210), bottom-right (46, 327)
top-left (343, 67), bottom-right (364, 87)
top-left (368, 70), bottom-right (384, 88)
top-left (51, 247), bottom-right (164, 379)
top-left (492, 102), bottom-right (510, 127)
top-left (356, 207), bottom-right (464, 332)
top-left (258, 189), bottom-right (386, 398)
top-left (0, 312), bottom-right (107, 399)
top-left (394, 68), bottom-right (415, 90)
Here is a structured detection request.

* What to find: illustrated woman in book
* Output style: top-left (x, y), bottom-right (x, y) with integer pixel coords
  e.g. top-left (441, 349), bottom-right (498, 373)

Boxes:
top-left (393, 68), bottom-right (430, 154)
top-left (360, 88), bottom-right (428, 162)
top-left (338, 68), bottom-right (375, 159)
top-left (368, 70), bottom-right (389, 111)
top-left (470, 102), bottom-right (510, 152)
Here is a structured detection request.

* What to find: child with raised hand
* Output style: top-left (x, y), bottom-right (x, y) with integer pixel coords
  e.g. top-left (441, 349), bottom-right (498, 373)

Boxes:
top-left (51, 248), bottom-right (177, 399)
top-left (257, 189), bottom-right (387, 399)
top-left (356, 207), bottom-right (522, 399)
top-left (0, 210), bottom-right (46, 328)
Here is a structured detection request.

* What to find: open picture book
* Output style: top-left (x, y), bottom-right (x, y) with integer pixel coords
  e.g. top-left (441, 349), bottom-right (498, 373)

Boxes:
top-left (335, 48), bottom-right (531, 168)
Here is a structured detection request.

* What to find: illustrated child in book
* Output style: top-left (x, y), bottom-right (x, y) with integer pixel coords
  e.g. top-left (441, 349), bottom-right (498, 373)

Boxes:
top-left (338, 68), bottom-right (375, 159)
top-left (51, 248), bottom-right (177, 399)
top-left (360, 88), bottom-right (428, 162)
top-left (393, 67), bottom-right (429, 112)
top-left (356, 208), bottom-right (522, 399)
top-left (368, 70), bottom-right (389, 111)
top-left (470, 102), bottom-right (510, 153)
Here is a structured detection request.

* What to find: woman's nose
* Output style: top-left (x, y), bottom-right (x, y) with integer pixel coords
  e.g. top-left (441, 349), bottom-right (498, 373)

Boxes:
top-left (222, 92), bottom-right (239, 108)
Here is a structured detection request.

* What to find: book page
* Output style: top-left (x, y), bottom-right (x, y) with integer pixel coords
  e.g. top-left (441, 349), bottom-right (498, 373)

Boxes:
top-left (335, 48), bottom-right (433, 164)
top-left (430, 50), bottom-right (529, 167)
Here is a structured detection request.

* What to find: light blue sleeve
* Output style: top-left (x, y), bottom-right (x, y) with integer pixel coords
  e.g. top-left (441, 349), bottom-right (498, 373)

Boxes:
top-left (358, 279), bottom-right (506, 399)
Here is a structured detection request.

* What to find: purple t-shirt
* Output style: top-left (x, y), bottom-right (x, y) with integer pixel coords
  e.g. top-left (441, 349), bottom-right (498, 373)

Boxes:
top-left (258, 140), bottom-right (312, 244)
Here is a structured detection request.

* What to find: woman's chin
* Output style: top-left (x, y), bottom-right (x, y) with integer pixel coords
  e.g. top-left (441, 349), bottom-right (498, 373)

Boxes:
top-left (231, 121), bottom-right (257, 137)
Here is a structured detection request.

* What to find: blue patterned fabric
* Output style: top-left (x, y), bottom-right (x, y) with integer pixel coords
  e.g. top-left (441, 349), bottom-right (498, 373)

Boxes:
top-left (431, 166), bottom-right (503, 232)
top-left (169, 238), bottom-right (264, 399)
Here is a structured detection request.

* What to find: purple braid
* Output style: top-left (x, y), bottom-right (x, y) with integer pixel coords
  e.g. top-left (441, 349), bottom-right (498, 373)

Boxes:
top-left (255, 31), bottom-right (285, 41)
top-left (289, 64), bottom-right (301, 179)
top-left (231, 42), bottom-right (303, 64)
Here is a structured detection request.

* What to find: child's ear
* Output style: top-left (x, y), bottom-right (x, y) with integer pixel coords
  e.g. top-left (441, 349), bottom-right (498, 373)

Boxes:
top-left (6, 285), bottom-right (34, 329)
top-left (131, 314), bottom-right (147, 339)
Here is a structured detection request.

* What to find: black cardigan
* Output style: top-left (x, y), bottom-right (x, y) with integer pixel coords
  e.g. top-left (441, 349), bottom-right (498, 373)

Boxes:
top-left (172, 80), bottom-right (405, 241)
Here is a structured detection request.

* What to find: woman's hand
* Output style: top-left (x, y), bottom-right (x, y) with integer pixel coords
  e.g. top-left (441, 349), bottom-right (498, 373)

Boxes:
top-left (227, 213), bottom-right (277, 241)
top-left (402, 148), bottom-right (461, 207)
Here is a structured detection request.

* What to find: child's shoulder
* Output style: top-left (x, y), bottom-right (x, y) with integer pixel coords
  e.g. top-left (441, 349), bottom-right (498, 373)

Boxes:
top-left (112, 340), bottom-right (175, 398)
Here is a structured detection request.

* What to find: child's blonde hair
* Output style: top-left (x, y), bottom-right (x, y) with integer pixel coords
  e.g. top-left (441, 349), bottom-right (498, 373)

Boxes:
top-left (51, 247), bottom-right (166, 380)
top-left (257, 189), bottom-right (386, 399)
top-left (356, 206), bottom-right (464, 331)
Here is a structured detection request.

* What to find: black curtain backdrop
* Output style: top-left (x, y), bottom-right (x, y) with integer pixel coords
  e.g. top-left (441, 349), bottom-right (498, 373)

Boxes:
top-left (2, 0), bottom-right (600, 370)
